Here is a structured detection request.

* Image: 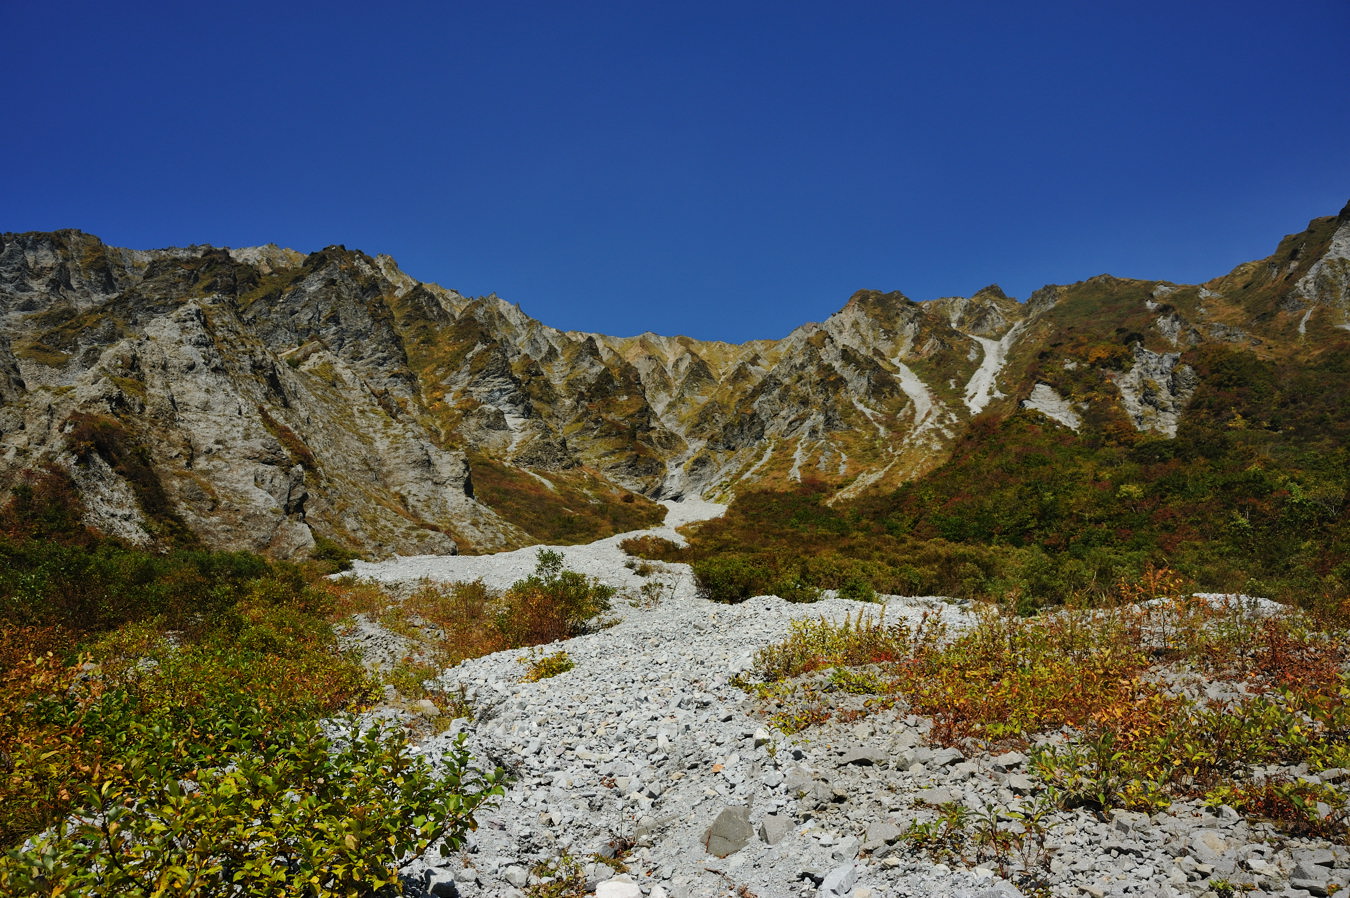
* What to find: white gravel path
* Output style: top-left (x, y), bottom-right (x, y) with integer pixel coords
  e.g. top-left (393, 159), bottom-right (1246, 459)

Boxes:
top-left (348, 498), bottom-right (727, 594)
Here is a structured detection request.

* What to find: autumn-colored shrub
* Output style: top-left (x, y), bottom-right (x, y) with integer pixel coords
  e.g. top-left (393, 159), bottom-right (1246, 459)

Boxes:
top-left (619, 534), bottom-right (684, 562)
top-left (403, 578), bottom-right (510, 665)
top-left (0, 467), bottom-right (89, 546)
top-left (467, 453), bottom-right (665, 546)
top-left (1, 605), bottom-right (374, 849)
top-left (497, 550), bottom-right (615, 645)
top-left (388, 551), bottom-right (614, 673)
top-left (523, 650), bottom-right (575, 682)
top-left (0, 470), bottom-right (504, 882)
top-left (746, 579), bottom-right (1350, 838)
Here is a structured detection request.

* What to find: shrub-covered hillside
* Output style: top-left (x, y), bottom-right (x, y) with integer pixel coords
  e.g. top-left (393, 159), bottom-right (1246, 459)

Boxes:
top-left (673, 344), bottom-right (1348, 614)
top-left (0, 470), bottom-right (517, 895)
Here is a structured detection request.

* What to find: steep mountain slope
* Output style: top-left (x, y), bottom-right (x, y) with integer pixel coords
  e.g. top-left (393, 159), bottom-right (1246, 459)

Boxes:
top-left (1, 202), bottom-right (1346, 558)
top-left (0, 234), bottom-right (529, 558)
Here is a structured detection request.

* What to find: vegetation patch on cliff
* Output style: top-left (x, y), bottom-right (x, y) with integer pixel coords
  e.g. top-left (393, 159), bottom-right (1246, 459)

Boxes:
top-left (468, 453), bottom-right (664, 547)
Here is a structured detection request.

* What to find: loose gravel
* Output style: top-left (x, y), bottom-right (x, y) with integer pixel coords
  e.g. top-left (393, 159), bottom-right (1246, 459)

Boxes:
top-left (347, 501), bottom-right (1350, 898)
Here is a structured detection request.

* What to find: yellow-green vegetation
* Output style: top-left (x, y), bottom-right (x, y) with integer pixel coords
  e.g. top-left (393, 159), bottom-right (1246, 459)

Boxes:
top-left (900, 797), bottom-right (1059, 893)
top-left (524, 836), bottom-right (635, 898)
top-left (0, 472), bottom-right (503, 895)
top-left (468, 453), bottom-right (665, 547)
top-left (523, 650), bottom-right (575, 682)
top-left (525, 853), bottom-right (590, 898)
top-left (10, 340), bottom-right (72, 366)
top-left (348, 550), bottom-right (612, 728)
top-left (745, 574), bottom-right (1350, 840)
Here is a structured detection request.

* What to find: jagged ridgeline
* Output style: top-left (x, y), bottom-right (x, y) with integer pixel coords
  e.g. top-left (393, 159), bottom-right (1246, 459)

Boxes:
top-left (1, 202), bottom-right (1348, 567)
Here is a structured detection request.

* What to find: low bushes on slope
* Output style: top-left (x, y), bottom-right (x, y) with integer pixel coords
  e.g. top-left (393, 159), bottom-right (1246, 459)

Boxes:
top-left (467, 454), bottom-right (665, 547)
top-left (367, 549), bottom-right (617, 700)
top-left (744, 573), bottom-right (1350, 840)
top-left (0, 476), bottom-right (504, 895)
top-left (0, 656), bottom-right (502, 891)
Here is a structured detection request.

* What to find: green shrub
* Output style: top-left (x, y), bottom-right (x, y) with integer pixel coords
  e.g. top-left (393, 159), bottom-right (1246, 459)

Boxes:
top-left (310, 535), bottom-right (359, 573)
top-left (838, 576), bottom-right (878, 603)
top-left (1, 624), bottom-right (373, 848)
top-left (692, 555), bottom-right (772, 603)
top-left (523, 650), bottom-right (575, 682)
top-left (497, 550), bottom-right (615, 644)
top-left (0, 720), bottom-right (503, 897)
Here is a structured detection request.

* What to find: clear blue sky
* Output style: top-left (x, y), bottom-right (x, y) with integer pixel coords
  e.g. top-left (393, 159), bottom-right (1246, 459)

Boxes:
top-left (4, 1), bottom-right (1348, 342)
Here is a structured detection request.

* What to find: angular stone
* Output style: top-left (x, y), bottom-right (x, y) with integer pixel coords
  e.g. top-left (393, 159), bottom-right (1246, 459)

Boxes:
top-left (704, 805), bottom-right (754, 857)
top-left (1187, 829), bottom-right (1230, 866)
top-left (785, 766), bottom-right (816, 794)
top-left (427, 867), bottom-right (460, 897)
top-left (1291, 878), bottom-right (1331, 897)
top-left (831, 835), bottom-right (860, 861)
top-left (929, 747), bottom-right (965, 767)
top-left (759, 812), bottom-right (795, 846)
top-left (892, 729), bottom-right (921, 751)
top-left (837, 745), bottom-right (889, 767)
top-left (991, 750), bottom-right (1028, 770)
top-left (1111, 809), bottom-right (1150, 835)
top-left (818, 863), bottom-right (857, 897)
top-left (917, 786), bottom-right (957, 806)
top-left (862, 821), bottom-right (904, 851)
top-left (1297, 848), bottom-right (1337, 868)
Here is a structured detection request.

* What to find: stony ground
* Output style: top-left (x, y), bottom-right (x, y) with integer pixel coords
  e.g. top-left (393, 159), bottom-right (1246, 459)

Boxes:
top-left (346, 502), bottom-right (1350, 898)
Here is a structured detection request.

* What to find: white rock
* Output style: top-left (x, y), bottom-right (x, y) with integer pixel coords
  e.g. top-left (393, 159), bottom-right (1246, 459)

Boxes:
top-left (594, 876), bottom-right (643, 898)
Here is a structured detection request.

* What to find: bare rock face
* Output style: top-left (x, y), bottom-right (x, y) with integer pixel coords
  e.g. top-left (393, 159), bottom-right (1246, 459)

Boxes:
top-left (1291, 205), bottom-right (1350, 326)
top-left (1110, 346), bottom-right (1199, 437)
top-left (0, 334), bottom-right (24, 404)
top-left (0, 233), bottom-right (527, 559)
top-left (1021, 383), bottom-right (1082, 431)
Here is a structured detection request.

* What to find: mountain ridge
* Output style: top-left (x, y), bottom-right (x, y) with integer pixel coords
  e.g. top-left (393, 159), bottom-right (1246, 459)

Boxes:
top-left (1, 202), bottom-right (1347, 558)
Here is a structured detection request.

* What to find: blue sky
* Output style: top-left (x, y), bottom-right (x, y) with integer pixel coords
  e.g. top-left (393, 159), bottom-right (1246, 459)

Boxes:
top-left (4, 1), bottom-right (1348, 342)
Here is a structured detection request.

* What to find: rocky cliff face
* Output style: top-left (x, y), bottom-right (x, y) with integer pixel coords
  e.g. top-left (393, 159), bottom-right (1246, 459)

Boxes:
top-left (2, 201), bottom-right (1346, 556)
top-left (0, 232), bottom-right (528, 558)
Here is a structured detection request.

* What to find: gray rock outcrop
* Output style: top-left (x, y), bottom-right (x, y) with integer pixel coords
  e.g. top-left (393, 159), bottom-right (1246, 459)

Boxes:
top-left (1110, 346), bottom-right (1198, 437)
